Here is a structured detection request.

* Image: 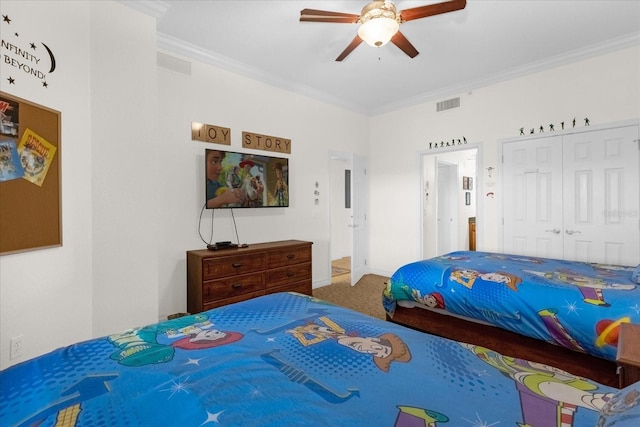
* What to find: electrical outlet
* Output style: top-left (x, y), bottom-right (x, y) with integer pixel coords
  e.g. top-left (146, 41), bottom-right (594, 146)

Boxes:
top-left (10, 335), bottom-right (23, 360)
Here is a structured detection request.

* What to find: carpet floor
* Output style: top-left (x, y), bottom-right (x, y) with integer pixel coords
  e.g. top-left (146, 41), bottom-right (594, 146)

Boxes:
top-left (312, 273), bottom-right (389, 320)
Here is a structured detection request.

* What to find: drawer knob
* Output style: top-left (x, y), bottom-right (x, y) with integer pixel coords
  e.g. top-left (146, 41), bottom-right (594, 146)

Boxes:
top-left (232, 263), bottom-right (243, 268)
top-left (287, 271), bottom-right (295, 277)
top-left (232, 283), bottom-right (243, 290)
top-left (286, 254), bottom-right (295, 259)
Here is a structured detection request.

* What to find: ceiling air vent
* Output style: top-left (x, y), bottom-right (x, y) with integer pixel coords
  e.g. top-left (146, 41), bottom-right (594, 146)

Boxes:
top-left (436, 97), bottom-right (460, 112)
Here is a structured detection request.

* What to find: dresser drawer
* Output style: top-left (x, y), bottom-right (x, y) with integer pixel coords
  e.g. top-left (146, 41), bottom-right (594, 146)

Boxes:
top-left (268, 246), bottom-right (312, 268)
top-left (266, 263), bottom-right (311, 289)
top-left (204, 272), bottom-right (266, 301)
top-left (269, 280), bottom-right (312, 296)
top-left (203, 290), bottom-right (265, 311)
top-left (203, 253), bottom-right (266, 279)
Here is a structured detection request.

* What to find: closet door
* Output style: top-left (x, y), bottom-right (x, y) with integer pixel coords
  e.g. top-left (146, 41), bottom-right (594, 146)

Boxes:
top-left (562, 125), bottom-right (640, 265)
top-left (502, 135), bottom-right (564, 258)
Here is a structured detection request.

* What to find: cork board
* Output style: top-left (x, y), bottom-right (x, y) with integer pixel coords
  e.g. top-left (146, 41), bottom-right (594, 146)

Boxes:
top-left (0, 91), bottom-right (61, 255)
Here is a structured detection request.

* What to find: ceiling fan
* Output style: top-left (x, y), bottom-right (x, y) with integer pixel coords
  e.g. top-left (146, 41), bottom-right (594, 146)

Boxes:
top-left (300, 0), bottom-right (466, 61)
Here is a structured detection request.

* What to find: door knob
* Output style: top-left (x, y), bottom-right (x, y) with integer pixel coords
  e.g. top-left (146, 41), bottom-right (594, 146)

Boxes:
top-left (565, 229), bottom-right (581, 235)
top-left (545, 229), bottom-right (560, 234)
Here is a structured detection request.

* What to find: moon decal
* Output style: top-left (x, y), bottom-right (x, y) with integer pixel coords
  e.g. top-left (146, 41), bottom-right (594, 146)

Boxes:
top-left (42, 42), bottom-right (56, 73)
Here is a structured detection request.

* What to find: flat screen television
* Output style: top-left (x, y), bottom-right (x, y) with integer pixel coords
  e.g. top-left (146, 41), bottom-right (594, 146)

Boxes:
top-left (205, 148), bottom-right (289, 209)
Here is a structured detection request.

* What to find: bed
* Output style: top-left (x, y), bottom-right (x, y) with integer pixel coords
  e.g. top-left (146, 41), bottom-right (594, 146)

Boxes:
top-left (383, 250), bottom-right (640, 388)
top-left (1, 292), bottom-right (638, 427)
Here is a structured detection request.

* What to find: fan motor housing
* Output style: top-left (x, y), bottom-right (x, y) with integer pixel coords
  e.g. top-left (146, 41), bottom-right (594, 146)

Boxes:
top-left (359, 1), bottom-right (399, 24)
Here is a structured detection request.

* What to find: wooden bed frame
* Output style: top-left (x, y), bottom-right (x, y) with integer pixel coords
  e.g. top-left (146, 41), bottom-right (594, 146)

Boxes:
top-left (388, 305), bottom-right (620, 388)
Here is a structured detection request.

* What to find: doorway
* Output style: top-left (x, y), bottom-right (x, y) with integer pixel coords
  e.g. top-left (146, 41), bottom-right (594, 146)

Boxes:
top-left (329, 152), bottom-right (368, 285)
top-left (330, 155), bottom-right (352, 284)
top-left (422, 147), bottom-right (479, 259)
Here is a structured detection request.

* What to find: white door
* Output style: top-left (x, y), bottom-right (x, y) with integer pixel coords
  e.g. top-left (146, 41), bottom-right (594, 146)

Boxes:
top-left (503, 124), bottom-right (640, 265)
top-left (562, 125), bottom-right (640, 265)
top-left (350, 155), bottom-right (368, 285)
top-left (437, 162), bottom-right (459, 255)
top-left (503, 135), bottom-right (564, 258)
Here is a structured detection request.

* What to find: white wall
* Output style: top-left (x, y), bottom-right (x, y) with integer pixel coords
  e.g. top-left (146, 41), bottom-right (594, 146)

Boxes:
top-left (155, 54), bottom-right (369, 320)
top-left (368, 46), bottom-right (640, 276)
top-left (89, 2), bottom-right (159, 337)
top-left (0, 0), bottom-right (159, 368)
top-left (0, 1), bottom-right (94, 369)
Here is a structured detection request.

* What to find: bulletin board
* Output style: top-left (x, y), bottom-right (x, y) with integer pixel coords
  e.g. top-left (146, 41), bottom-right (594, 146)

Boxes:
top-left (0, 91), bottom-right (61, 255)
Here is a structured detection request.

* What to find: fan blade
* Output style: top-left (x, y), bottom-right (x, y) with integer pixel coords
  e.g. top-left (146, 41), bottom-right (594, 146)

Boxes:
top-left (399, 0), bottom-right (466, 22)
top-left (391, 31), bottom-right (419, 58)
top-left (335, 35), bottom-right (364, 61)
top-left (300, 9), bottom-right (360, 24)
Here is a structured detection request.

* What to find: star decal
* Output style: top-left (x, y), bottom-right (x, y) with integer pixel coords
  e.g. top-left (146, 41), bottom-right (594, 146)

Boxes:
top-left (563, 300), bottom-right (582, 315)
top-left (185, 357), bottom-right (202, 366)
top-left (631, 303), bottom-right (640, 314)
top-left (266, 337), bottom-right (276, 342)
top-left (2, 14), bottom-right (10, 24)
top-left (161, 378), bottom-right (191, 399)
top-left (201, 410), bottom-right (224, 425)
top-left (42, 81), bottom-right (48, 88)
top-left (462, 412), bottom-right (500, 427)
top-left (472, 369), bottom-right (489, 377)
top-left (248, 385), bottom-right (262, 399)
top-left (7, 76), bottom-right (15, 84)
top-left (30, 42), bottom-right (36, 50)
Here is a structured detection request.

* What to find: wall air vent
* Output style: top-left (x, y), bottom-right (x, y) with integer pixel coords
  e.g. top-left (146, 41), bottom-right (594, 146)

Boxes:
top-left (436, 97), bottom-right (460, 112)
top-left (157, 52), bottom-right (192, 76)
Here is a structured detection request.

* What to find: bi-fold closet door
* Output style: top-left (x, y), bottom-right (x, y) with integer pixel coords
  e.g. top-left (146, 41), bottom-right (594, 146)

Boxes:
top-left (502, 124), bottom-right (639, 265)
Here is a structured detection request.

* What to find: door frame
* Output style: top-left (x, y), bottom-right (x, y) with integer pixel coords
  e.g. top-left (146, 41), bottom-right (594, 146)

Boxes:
top-left (419, 143), bottom-right (484, 260)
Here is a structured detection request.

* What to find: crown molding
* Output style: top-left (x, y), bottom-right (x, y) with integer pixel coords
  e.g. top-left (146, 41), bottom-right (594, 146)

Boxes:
top-left (158, 31), bottom-right (639, 117)
top-left (117, 0), bottom-right (170, 19)
top-left (370, 32), bottom-right (640, 116)
top-left (157, 33), bottom-right (367, 115)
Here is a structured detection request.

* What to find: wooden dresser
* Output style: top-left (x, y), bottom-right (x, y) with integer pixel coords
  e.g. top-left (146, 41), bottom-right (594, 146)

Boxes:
top-left (187, 240), bottom-right (312, 313)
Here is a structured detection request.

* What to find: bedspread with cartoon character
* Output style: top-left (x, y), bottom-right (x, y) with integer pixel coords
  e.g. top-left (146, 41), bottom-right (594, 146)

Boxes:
top-left (0, 292), bottom-right (631, 427)
top-left (383, 251), bottom-right (640, 362)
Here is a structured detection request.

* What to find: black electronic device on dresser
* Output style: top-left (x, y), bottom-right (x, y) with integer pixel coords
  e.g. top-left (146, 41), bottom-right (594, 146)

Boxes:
top-left (206, 241), bottom-right (238, 251)
top-left (187, 240), bottom-right (312, 313)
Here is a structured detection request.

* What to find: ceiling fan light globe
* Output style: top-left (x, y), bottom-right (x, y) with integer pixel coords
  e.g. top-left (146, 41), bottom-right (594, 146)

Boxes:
top-left (357, 17), bottom-right (399, 47)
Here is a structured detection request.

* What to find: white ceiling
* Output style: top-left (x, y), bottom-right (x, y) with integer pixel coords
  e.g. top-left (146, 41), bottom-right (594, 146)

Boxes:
top-left (123, 0), bottom-right (640, 116)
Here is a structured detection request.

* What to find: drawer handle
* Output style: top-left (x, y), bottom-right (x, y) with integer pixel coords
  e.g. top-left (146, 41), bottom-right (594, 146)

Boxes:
top-left (286, 254), bottom-right (295, 259)
top-left (287, 271), bottom-right (295, 277)
top-left (232, 263), bottom-right (243, 268)
top-left (232, 283), bottom-right (243, 290)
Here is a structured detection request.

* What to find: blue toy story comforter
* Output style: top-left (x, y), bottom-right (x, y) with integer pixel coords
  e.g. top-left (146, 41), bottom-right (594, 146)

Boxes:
top-left (0, 292), bottom-right (634, 427)
top-left (383, 251), bottom-right (640, 362)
